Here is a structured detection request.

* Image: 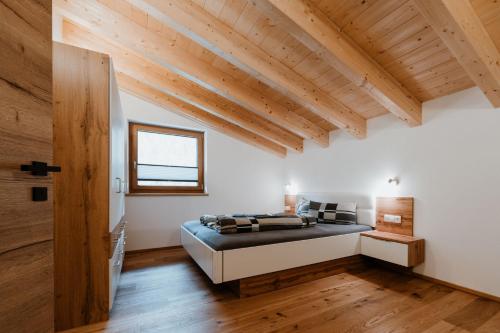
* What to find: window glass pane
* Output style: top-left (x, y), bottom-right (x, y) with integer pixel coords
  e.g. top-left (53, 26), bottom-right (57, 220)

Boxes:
top-left (137, 130), bottom-right (199, 187)
top-left (138, 131), bottom-right (197, 167)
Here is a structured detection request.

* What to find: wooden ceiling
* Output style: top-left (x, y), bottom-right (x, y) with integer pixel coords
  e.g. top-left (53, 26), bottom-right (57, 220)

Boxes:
top-left (53, 0), bottom-right (500, 157)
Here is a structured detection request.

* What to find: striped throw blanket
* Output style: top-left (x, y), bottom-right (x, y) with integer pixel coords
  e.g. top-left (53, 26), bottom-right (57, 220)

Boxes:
top-left (200, 214), bottom-right (317, 234)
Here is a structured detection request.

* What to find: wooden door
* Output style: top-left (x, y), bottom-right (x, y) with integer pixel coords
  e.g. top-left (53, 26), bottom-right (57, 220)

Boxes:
top-left (0, 1), bottom-right (54, 332)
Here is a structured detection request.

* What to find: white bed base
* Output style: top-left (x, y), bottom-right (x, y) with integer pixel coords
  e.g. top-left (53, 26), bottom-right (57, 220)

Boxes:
top-left (182, 192), bottom-right (375, 284)
top-left (181, 225), bottom-right (363, 284)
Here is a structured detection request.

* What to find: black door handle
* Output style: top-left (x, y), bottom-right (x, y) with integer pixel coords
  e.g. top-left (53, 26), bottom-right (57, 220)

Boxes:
top-left (20, 161), bottom-right (61, 176)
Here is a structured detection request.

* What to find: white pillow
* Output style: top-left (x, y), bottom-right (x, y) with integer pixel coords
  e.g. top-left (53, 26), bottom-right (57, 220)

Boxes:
top-left (357, 208), bottom-right (375, 227)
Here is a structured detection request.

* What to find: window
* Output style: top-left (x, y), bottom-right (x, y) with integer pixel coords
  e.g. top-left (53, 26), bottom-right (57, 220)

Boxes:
top-left (129, 123), bottom-right (205, 194)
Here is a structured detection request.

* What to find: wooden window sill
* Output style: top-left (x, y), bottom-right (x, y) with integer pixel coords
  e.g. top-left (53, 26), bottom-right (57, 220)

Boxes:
top-left (126, 192), bottom-right (209, 197)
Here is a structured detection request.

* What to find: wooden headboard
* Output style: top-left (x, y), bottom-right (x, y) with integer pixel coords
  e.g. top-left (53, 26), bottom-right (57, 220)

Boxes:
top-left (376, 197), bottom-right (414, 236)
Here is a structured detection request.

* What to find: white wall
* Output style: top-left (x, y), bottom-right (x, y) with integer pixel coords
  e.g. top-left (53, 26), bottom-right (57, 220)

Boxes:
top-left (285, 87), bottom-right (500, 297)
top-left (122, 87), bottom-right (500, 297)
top-left (121, 92), bottom-right (286, 251)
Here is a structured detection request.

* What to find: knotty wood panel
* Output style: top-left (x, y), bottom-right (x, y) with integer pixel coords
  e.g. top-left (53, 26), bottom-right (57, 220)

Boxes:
top-left (309, 0), bottom-right (475, 102)
top-left (218, 0), bottom-right (387, 121)
top-left (0, 241), bottom-right (54, 333)
top-left (0, 0), bottom-right (54, 331)
top-left (376, 197), bottom-right (414, 236)
top-left (264, 0), bottom-right (423, 126)
top-left (201, 0), bottom-right (475, 115)
top-left (472, 0), bottom-right (500, 53)
top-left (414, 0), bottom-right (500, 107)
top-left (142, 0), bottom-right (367, 138)
top-left (53, 42), bottom-right (110, 330)
top-left (0, 84), bottom-right (53, 254)
top-left (60, 0), bottom-right (490, 138)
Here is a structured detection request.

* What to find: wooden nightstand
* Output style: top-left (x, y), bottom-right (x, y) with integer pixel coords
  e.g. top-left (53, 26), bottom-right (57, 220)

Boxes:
top-left (360, 230), bottom-right (425, 267)
top-left (284, 194), bottom-right (296, 214)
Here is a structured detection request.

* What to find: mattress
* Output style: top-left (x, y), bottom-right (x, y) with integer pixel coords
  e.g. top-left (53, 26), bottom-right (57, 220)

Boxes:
top-left (182, 220), bottom-right (372, 251)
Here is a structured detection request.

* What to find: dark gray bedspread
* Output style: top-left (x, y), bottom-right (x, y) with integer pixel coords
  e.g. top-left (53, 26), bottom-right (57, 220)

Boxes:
top-left (183, 220), bottom-right (372, 251)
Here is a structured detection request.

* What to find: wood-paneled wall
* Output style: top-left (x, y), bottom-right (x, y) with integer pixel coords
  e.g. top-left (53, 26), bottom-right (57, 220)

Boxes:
top-left (376, 197), bottom-right (415, 236)
top-left (0, 1), bottom-right (54, 332)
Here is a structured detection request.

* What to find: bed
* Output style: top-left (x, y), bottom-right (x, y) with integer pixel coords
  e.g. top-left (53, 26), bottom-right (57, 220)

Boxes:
top-left (181, 192), bottom-right (375, 284)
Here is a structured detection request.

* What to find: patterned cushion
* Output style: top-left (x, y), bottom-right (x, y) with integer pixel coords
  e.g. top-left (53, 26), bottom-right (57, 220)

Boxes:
top-left (308, 201), bottom-right (357, 224)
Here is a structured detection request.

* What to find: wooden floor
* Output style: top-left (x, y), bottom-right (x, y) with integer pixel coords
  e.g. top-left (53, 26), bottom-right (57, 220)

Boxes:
top-left (62, 247), bottom-right (500, 333)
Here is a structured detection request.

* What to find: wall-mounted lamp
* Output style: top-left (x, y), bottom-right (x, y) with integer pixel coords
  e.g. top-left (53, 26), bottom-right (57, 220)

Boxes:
top-left (388, 177), bottom-right (400, 186)
top-left (285, 183), bottom-right (298, 195)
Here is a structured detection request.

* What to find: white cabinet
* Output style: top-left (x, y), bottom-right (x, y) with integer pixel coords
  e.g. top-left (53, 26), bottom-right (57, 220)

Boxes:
top-left (361, 235), bottom-right (409, 266)
top-left (109, 61), bottom-right (126, 233)
top-left (360, 231), bottom-right (425, 268)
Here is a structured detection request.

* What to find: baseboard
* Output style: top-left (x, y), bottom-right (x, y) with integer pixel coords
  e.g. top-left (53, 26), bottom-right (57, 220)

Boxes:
top-left (125, 245), bottom-right (183, 255)
top-left (363, 257), bottom-right (499, 302)
top-left (412, 272), bottom-right (500, 303)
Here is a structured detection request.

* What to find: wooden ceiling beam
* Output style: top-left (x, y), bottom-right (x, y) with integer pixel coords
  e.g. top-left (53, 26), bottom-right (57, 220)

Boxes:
top-left (259, 0), bottom-right (422, 126)
top-left (62, 20), bottom-right (304, 153)
top-left (53, 0), bottom-right (329, 147)
top-left (117, 73), bottom-right (287, 158)
top-left (135, 0), bottom-right (367, 138)
top-left (414, 0), bottom-right (500, 107)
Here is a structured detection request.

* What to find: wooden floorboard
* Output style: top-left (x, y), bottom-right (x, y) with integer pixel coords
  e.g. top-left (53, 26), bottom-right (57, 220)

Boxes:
top-left (61, 248), bottom-right (500, 333)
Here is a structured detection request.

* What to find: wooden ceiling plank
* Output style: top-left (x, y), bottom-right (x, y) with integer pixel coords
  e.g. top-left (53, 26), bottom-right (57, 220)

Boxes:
top-left (263, 0), bottom-right (422, 127)
top-left (53, 0), bottom-right (329, 146)
top-left (315, 68), bottom-right (343, 89)
top-left (339, 0), bottom-right (417, 53)
top-left (384, 39), bottom-right (446, 75)
top-left (369, 16), bottom-right (429, 61)
top-left (374, 25), bottom-right (437, 65)
top-left (407, 60), bottom-right (468, 85)
top-left (233, 2), bottom-right (261, 37)
top-left (218, 0), bottom-right (247, 27)
top-left (117, 73), bottom-right (288, 158)
top-left (62, 20), bottom-right (304, 153)
top-left (423, 75), bottom-right (475, 100)
top-left (394, 48), bottom-right (457, 81)
top-left (246, 14), bottom-right (275, 46)
top-left (412, 68), bottom-right (475, 92)
top-left (363, 3), bottom-right (418, 42)
top-left (279, 35), bottom-right (312, 68)
top-left (414, 0), bottom-right (500, 107)
top-left (136, 0), bottom-right (366, 138)
top-left (258, 29), bottom-right (291, 61)
top-left (203, 0), bottom-right (226, 18)
top-left (326, 0), bottom-right (376, 30)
